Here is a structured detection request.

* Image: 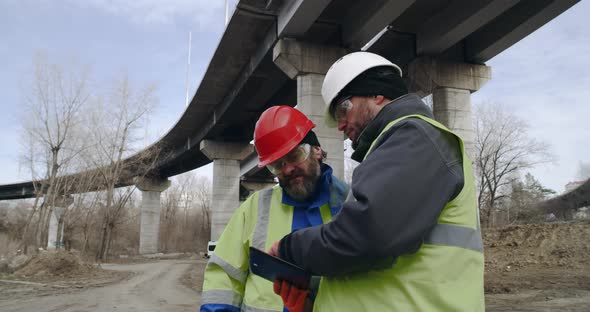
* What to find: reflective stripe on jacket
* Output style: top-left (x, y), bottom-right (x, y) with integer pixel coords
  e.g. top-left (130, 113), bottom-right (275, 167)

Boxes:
top-left (314, 114), bottom-right (484, 312)
top-left (201, 177), bottom-right (348, 312)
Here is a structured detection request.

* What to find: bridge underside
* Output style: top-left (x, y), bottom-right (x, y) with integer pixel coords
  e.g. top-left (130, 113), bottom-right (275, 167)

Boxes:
top-left (1, 0), bottom-right (580, 199)
top-left (0, 0), bottom-right (583, 254)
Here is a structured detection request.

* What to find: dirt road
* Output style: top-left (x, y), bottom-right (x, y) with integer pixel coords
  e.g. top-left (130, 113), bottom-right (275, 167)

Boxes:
top-left (2, 221), bottom-right (589, 311)
top-left (0, 259), bottom-right (200, 312)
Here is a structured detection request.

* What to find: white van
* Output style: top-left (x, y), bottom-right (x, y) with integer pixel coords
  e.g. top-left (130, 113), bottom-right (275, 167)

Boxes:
top-left (206, 241), bottom-right (217, 258)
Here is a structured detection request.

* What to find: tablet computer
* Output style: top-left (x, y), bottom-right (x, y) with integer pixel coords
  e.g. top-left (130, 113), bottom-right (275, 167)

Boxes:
top-left (249, 246), bottom-right (310, 289)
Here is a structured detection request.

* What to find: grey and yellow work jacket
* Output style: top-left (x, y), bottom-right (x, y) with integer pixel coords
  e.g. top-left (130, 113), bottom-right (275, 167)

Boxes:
top-left (278, 94), bottom-right (485, 311)
top-left (200, 173), bottom-right (348, 312)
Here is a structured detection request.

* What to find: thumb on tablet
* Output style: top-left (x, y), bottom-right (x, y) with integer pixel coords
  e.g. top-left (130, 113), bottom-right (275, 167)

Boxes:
top-left (268, 240), bottom-right (280, 256)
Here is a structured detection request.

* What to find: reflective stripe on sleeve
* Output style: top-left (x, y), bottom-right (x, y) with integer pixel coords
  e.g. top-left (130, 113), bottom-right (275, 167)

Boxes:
top-left (425, 223), bottom-right (483, 253)
top-left (201, 289), bottom-right (242, 307)
top-left (208, 254), bottom-right (248, 283)
top-left (241, 302), bottom-right (281, 312)
top-left (252, 188), bottom-right (273, 250)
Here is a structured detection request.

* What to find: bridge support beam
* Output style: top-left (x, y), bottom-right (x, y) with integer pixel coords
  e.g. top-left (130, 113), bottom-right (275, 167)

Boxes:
top-left (273, 39), bottom-right (348, 181)
top-left (408, 57), bottom-right (491, 159)
top-left (135, 177), bottom-right (171, 254)
top-left (201, 140), bottom-right (254, 241)
top-left (47, 196), bottom-right (73, 249)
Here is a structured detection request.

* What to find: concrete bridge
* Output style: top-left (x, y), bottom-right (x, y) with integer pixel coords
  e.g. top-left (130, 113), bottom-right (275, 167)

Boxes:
top-left (537, 178), bottom-right (590, 218)
top-left (0, 0), bottom-right (581, 254)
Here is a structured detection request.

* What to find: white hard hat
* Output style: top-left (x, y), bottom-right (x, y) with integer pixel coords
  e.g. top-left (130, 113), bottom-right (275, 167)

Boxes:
top-left (321, 52), bottom-right (402, 127)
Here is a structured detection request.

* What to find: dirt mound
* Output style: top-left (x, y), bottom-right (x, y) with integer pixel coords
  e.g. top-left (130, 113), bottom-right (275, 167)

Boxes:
top-left (15, 251), bottom-right (98, 279)
top-left (484, 220), bottom-right (590, 272)
top-left (484, 220), bottom-right (590, 296)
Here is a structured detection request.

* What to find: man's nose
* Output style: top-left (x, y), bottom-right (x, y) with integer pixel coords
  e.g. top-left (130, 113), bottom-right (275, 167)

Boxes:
top-left (281, 162), bottom-right (297, 175)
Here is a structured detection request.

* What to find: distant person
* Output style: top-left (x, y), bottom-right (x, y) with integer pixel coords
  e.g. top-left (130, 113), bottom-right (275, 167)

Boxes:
top-left (200, 106), bottom-right (348, 312)
top-left (270, 52), bottom-right (485, 311)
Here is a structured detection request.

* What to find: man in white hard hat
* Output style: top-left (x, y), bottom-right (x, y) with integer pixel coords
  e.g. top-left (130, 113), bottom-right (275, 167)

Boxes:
top-left (269, 52), bottom-right (484, 311)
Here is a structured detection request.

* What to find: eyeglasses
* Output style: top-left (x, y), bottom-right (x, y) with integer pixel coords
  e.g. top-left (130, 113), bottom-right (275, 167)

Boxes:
top-left (266, 144), bottom-right (311, 175)
top-left (331, 96), bottom-right (353, 122)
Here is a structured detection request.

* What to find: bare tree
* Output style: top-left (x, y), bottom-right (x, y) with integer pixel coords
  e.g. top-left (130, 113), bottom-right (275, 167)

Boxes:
top-left (473, 103), bottom-right (553, 227)
top-left (18, 131), bottom-right (46, 254)
top-left (79, 193), bottom-right (101, 255)
top-left (83, 74), bottom-right (158, 261)
top-left (16, 55), bottom-right (167, 259)
top-left (158, 171), bottom-right (214, 253)
top-left (0, 202), bottom-right (30, 255)
top-left (195, 176), bottom-right (212, 249)
top-left (161, 183), bottom-right (180, 252)
top-left (19, 53), bottom-right (91, 250)
top-left (57, 168), bottom-right (103, 251)
top-left (503, 173), bottom-right (556, 225)
top-left (178, 173), bottom-right (204, 252)
top-left (177, 173), bottom-right (196, 249)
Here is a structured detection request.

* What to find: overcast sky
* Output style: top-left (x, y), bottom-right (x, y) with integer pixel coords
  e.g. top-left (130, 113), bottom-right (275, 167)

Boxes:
top-left (0, 0), bottom-right (588, 193)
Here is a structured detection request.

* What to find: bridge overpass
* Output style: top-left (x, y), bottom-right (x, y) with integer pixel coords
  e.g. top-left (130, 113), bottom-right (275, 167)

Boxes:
top-left (537, 178), bottom-right (590, 218)
top-left (0, 0), bottom-right (582, 253)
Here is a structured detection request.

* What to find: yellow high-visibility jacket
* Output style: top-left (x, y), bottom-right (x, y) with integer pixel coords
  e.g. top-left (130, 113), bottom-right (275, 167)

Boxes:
top-left (314, 115), bottom-right (485, 311)
top-left (200, 175), bottom-right (348, 312)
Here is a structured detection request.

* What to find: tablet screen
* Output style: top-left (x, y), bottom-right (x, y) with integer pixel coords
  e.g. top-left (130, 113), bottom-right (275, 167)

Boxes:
top-left (249, 246), bottom-right (311, 288)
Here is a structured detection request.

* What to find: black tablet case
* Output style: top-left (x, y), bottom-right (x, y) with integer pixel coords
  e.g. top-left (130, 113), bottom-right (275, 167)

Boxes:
top-left (249, 246), bottom-right (311, 288)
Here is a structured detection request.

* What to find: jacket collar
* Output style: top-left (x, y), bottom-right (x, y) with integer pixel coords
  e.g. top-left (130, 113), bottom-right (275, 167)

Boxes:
top-left (351, 94), bottom-right (434, 162)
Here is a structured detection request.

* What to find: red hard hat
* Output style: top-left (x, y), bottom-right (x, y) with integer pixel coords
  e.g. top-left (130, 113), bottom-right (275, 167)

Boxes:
top-left (254, 106), bottom-right (315, 167)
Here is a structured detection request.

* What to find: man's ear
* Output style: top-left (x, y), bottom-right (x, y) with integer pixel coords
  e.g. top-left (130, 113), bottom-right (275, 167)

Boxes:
top-left (375, 95), bottom-right (387, 106)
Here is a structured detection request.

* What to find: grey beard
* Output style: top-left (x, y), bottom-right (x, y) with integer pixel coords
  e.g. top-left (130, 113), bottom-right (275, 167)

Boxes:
top-left (283, 176), bottom-right (318, 201)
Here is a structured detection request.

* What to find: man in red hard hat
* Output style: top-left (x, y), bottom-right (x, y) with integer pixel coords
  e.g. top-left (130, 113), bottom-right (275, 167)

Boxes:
top-left (200, 105), bottom-right (349, 312)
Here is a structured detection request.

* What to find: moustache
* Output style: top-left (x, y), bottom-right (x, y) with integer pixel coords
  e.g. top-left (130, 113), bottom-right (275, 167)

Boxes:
top-left (284, 171), bottom-right (305, 182)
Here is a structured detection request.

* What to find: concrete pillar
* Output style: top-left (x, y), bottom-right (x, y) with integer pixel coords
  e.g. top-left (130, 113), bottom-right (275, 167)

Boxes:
top-left (201, 140), bottom-right (254, 241)
top-left (135, 177), bottom-right (170, 255)
top-left (407, 57), bottom-right (491, 159)
top-left (273, 39), bottom-right (348, 181)
top-left (46, 196), bottom-right (72, 249)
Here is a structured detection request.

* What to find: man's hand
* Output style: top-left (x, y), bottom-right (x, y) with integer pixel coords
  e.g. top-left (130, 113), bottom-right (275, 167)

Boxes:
top-left (273, 280), bottom-right (313, 312)
top-left (268, 240), bottom-right (280, 257)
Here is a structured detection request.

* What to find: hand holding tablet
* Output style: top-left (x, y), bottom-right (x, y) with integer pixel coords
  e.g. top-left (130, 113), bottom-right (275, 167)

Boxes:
top-left (249, 246), bottom-right (311, 289)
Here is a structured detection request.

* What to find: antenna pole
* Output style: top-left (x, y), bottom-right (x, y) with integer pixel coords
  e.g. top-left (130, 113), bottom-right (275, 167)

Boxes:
top-left (185, 31), bottom-right (192, 107)
top-left (225, 0), bottom-right (229, 26)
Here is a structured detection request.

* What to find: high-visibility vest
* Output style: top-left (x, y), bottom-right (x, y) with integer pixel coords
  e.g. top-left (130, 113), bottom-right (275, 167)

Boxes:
top-left (201, 178), bottom-right (348, 312)
top-left (314, 115), bottom-right (485, 311)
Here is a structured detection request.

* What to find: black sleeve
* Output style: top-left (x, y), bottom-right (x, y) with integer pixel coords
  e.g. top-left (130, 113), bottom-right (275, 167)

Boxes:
top-left (278, 119), bottom-right (464, 276)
